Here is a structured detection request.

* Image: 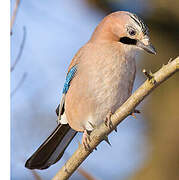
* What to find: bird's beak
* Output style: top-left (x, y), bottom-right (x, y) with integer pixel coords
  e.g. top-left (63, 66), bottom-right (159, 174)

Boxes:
top-left (137, 38), bottom-right (156, 55)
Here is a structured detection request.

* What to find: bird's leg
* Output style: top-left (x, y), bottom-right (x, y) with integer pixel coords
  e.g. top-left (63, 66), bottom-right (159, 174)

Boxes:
top-left (82, 129), bottom-right (91, 150)
top-left (105, 111), bottom-right (113, 129)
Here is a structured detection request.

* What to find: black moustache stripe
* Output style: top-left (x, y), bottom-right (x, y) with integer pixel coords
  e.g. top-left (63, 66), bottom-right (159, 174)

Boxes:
top-left (119, 37), bottom-right (137, 45)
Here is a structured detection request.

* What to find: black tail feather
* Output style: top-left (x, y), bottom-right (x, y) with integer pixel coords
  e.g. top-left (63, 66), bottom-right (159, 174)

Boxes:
top-left (25, 124), bottom-right (77, 170)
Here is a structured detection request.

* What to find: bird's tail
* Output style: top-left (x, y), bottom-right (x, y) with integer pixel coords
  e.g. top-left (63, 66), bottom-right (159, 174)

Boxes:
top-left (25, 124), bottom-right (77, 170)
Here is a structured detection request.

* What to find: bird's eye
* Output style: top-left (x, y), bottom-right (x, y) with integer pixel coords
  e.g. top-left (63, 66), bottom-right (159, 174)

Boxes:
top-left (128, 29), bottom-right (136, 36)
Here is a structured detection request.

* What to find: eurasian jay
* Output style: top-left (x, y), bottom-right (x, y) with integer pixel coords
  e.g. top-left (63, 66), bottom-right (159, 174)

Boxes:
top-left (25, 11), bottom-right (156, 170)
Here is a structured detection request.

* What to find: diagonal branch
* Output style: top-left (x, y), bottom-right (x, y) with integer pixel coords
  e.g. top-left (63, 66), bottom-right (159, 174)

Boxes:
top-left (52, 57), bottom-right (179, 180)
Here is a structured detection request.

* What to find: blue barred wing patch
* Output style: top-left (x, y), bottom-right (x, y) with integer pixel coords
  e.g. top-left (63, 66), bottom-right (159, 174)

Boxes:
top-left (62, 65), bottom-right (77, 94)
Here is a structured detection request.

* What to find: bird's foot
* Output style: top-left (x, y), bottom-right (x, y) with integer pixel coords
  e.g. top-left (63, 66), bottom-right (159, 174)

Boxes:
top-left (82, 130), bottom-right (91, 151)
top-left (105, 111), bottom-right (113, 129)
top-left (143, 69), bottom-right (156, 85)
top-left (56, 116), bottom-right (60, 124)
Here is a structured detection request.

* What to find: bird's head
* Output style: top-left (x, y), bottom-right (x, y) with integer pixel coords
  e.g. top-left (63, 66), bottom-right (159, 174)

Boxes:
top-left (91, 11), bottom-right (156, 55)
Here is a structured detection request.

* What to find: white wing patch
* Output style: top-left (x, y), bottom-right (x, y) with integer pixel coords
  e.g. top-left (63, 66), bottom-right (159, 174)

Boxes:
top-left (59, 113), bottom-right (68, 124)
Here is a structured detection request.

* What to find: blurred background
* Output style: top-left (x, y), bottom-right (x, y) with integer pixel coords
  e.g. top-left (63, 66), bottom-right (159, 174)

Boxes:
top-left (11, 0), bottom-right (179, 180)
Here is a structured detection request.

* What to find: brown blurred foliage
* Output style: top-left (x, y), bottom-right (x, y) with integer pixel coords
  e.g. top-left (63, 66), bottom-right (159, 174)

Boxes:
top-left (131, 1), bottom-right (179, 179)
top-left (87, 0), bottom-right (179, 180)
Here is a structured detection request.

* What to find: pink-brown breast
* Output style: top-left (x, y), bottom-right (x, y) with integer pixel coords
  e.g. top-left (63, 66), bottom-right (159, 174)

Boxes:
top-left (65, 42), bottom-right (136, 131)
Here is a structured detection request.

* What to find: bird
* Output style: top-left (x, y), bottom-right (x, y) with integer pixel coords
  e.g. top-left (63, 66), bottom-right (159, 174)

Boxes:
top-left (25, 11), bottom-right (156, 170)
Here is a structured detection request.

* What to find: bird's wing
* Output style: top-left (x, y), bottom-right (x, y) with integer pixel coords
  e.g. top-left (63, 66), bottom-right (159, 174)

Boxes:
top-left (56, 64), bottom-right (78, 118)
top-left (26, 64), bottom-right (79, 170)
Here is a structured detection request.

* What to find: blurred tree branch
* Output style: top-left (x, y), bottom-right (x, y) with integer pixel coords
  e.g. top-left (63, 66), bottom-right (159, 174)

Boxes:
top-left (11, 0), bottom-right (21, 35)
top-left (11, 1), bottom-right (27, 97)
top-left (31, 170), bottom-right (43, 180)
top-left (11, 72), bottom-right (27, 97)
top-left (77, 167), bottom-right (98, 180)
top-left (11, 26), bottom-right (27, 97)
top-left (52, 57), bottom-right (179, 180)
top-left (11, 26), bottom-right (26, 72)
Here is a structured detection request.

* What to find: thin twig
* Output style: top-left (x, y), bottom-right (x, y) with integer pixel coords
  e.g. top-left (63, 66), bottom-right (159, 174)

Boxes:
top-left (11, 72), bottom-right (27, 97)
top-left (11, 26), bottom-right (27, 72)
top-left (52, 57), bottom-right (179, 180)
top-left (31, 170), bottom-right (43, 180)
top-left (11, 0), bottom-right (21, 35)
top-left (77, 167), bottom-right (98, 180)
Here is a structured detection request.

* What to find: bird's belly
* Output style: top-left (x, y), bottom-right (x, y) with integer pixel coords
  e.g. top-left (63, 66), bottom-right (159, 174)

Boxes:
top-left (86, 58), bottom-right (136, 129)
top-left (65, 48), bottom-right (136, 131)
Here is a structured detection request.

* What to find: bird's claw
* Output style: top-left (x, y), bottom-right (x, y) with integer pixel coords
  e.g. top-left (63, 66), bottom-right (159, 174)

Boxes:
top-left (105, 111), bottom-right (113, 129)
top-left (82, 130), bottom-right (91, 151)
top-left (133, 109), bottom-right (140, 114)
top-left (56, 116), bottom-right (61, 125)
top-left (143, 69), bottom-right (156, 85)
